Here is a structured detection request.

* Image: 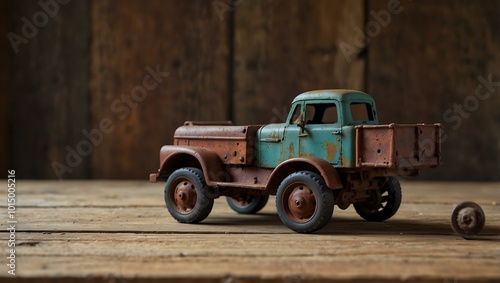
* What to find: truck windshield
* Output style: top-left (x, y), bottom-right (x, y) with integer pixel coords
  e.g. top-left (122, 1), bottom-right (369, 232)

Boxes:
top-left (350, 102), bottom-right (375, 122)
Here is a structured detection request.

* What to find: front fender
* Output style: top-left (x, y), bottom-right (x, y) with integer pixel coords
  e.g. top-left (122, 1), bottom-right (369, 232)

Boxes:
top-left (266, 157), bottom-right (343, 192)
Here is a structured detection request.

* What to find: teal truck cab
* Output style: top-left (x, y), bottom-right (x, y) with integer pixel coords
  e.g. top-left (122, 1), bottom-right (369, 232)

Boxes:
top-left (150, 89), bottom-right (442, 233)
top-left (257, 90), bottom-right (379, 168)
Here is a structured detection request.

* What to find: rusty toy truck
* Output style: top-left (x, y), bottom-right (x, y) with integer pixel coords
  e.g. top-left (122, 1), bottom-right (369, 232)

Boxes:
top-left (150, 89), bottom-right (441, 233)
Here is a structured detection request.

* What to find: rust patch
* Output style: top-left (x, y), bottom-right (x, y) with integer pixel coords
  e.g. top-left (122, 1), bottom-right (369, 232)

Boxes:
top-left (288, 142), bottom-right (295, 158)
top-left (269, 131), bottom-right (278, 139)
top-left (174, 124), bottom-right (261, 165)
top-left (324, 141), bottom-right (337, 161)
top-left (356, 124), bottom-right (441, 169)
top-left (341, 156), bottom-right (349, 167)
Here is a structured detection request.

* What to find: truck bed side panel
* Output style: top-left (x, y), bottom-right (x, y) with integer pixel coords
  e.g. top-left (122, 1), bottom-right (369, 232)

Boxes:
top-left (174, 125), bottom-right (262, 165)
top-left (355, 124), bottom-right (441, 169)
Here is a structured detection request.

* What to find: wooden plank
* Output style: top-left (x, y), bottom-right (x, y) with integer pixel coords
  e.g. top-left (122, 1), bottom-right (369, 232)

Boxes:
top-left (8, 0), bottom-right (90, 179)
top-left (233, 0), bottom-right (365, 125)
top-left (367, 0), bottom-right (500, 181)
top-left (5, 180), bottom-right (499, 207)
top-left (90, 1), bottom-right (230, 179)
top-left (2, 202), bottom-right (499, 235)
top-left (5, 233), bottom-right (500, 281)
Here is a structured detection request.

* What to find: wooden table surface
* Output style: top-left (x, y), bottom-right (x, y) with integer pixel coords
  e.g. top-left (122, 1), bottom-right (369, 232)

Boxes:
top-left (1, 181), bottom-right (499, 282)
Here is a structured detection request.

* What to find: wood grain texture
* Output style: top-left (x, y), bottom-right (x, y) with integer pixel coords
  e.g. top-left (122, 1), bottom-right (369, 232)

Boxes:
top-left (8, 0), bottom-right (90, 179)
top-left (233, 0), bottom-right (365, 125)
top-left (367, 0), bottom-right (500, 181)
top-left (90, 0), bottom-right (230, 179)
top-left (0, 181), bottom-right (499, 282)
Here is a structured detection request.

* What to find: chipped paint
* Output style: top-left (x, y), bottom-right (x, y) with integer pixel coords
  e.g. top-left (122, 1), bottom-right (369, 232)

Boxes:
top-left (324, 140), bottom-right (337, 161)
top-left (269, 130), bottom-right (278, 139)
top-left (341, 156), bottom-right (349, 167)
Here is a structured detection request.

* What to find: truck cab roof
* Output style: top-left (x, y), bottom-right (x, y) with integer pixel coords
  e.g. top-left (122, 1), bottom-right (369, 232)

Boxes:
top-left (292, 89), bottom-right (373, 104)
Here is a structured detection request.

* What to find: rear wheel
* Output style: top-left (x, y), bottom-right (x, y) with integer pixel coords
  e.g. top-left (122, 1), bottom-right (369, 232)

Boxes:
top-left (354, 177), bottom-right (402, 222)
top-left (164, 167), bottom-right (214, 223)
top-left (226, 194), bottom-right (269, 214)
top-left (276, 171), bottom-right (334, 233)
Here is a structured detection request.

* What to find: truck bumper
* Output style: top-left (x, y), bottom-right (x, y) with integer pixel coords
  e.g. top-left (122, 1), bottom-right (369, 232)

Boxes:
top-left (149, 173), bottom-right (159, 183)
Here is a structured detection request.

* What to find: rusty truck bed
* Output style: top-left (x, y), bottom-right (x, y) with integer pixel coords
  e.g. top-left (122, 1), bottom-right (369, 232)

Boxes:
top-left (174, 121), bottom-right (262, 165)
top-left (355, 123), bottom-right (441, 169)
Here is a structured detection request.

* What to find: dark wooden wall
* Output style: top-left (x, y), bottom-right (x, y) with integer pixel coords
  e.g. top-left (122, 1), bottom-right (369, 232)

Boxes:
top-left (233, 0), bottom-right (364, 124)
top-left (367, 0), bottom-right (500, 180)
top-left (6, 0), bottom-right (89, 179)
top-left (1, 1), bottom-right (8, 176)
top-left (2, 0), bottom-right (499, 180)
top-left (90, 1), bottom-right (229, 178)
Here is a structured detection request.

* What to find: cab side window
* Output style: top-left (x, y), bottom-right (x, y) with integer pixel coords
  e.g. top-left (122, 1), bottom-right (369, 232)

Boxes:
top-left (322, 105), bottom-right (338, 124)
top-left (304, 103), bottom-right (338, 124)
top-left (350, 102), bottom-right (374, 121)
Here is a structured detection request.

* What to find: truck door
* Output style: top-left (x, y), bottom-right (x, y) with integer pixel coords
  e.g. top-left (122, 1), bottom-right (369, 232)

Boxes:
top-left (281, 103), bottom-right (302, 161)
top-left (299, 101), bottom-right (341, 165)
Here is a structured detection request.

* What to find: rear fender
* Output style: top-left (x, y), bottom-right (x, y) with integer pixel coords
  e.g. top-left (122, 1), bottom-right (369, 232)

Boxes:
top-left (152, 146), bottom-right (225, 185)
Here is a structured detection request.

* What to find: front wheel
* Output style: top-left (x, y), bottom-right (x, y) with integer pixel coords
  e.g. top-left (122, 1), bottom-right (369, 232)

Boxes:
top-left (354, 177), bottom-right (402, 222)
top-left (164, 167), bottom-right (214, 223)
top-left (276, 171), bottom-right (334, 233)
top-left (226, 194), bottom-right (269, 214)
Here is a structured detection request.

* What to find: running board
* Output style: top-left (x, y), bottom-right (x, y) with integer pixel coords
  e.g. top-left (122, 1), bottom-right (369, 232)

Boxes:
top-left (210, 181), bottom-right (266, 190)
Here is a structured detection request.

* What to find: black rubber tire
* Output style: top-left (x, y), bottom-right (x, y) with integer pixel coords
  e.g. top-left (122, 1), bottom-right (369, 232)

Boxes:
top-left (354, 177), bottom-right (402, 222)
top-left (164, 167), bottom-right (214, 223)
top-left (226, 194), bottom-right (269, 214)
top-left (276, 171), bottom-right (334, 233)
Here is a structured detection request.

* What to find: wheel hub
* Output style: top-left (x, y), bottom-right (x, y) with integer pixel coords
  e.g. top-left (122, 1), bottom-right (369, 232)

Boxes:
top-left (286, 185), bottom-right (317, 223)
top-left (231, 194), bottom-right (254, 207)
top-left (457, 207), bottom-right (477, 229)
top-left (451, 201), bottom-right (485, 238)
top-left (173, 180), bottom-right (197, 214)
top-left (360, 189), bottom-right (383, 213)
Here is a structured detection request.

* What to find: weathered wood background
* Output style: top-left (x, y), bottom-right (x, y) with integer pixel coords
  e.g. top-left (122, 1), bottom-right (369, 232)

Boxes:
top-left (2, 0), bottom-right (500, 180)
